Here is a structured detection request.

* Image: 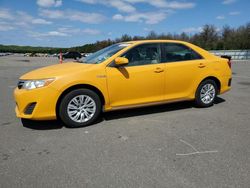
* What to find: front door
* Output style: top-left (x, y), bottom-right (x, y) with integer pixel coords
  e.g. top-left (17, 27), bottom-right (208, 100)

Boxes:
top-left (106, 43), bottom-right (165, 108)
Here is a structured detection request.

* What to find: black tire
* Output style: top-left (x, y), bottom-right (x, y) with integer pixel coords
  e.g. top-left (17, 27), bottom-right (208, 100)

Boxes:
top-left (194, 79), bottom-right (218, 108)
top-left (59, 89), bottom-right (102, 128)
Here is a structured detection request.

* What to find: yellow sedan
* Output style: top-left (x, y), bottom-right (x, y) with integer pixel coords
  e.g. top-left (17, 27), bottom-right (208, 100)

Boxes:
top-left (14, 40), bottom-right (232, 127)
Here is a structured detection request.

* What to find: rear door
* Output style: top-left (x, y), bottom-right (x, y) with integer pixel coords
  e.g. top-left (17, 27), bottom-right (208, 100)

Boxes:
top-left (161, 43), bottom-right (206, 100)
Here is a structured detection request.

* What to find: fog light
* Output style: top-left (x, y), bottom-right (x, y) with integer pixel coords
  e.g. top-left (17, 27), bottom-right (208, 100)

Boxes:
top-left (24, 102), bottom-right (36, 115)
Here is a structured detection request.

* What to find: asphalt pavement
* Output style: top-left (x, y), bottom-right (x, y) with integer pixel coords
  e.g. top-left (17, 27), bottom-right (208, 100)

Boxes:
top-left (0, 55), bottom-right (249, 188)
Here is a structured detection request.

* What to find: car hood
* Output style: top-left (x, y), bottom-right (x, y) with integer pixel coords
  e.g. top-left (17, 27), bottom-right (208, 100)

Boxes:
top-left (20, 62), bottom-right (94, 79)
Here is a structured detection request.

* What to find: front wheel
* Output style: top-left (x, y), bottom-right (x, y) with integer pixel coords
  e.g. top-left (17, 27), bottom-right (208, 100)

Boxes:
top-left (59, 89), bottom-right (102, 128)
top-left (195, 79), bottom-right (218, 107)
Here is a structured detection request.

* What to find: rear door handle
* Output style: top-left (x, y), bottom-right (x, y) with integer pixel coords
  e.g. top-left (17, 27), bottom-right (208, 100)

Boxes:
top-left (198, 63), bottom-right (206, 68)
top-left (154, 67), bottom-right (164, 73)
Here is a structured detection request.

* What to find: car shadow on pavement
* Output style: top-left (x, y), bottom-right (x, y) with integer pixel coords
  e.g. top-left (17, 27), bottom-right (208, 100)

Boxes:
top-left (103, 101), bottom-right (192, 121)
top-left (21, 97), bottom-right (225, 129)
top-left (214, 97), bottom-right (226, 104)
top-left (21, 118), bottom-right (63, 130)
top-left (103, 97), bottom-right (225, 121)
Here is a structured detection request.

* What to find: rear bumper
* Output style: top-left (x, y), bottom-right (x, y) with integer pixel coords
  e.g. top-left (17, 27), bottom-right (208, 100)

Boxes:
top-left (228, 78), bottom-right (232, 87)
top-left (14, 86), bottom-right (60, 120)
top-left (220, 76), bottom-right (232, 94)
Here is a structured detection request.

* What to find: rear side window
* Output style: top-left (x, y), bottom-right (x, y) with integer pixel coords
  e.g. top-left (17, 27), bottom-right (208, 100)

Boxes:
top-left (161, 43), bottom-right (202, 63)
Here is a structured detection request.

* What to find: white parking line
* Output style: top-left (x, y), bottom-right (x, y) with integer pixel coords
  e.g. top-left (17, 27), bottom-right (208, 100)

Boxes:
top-left (176, 139), bottom-right (218, 156)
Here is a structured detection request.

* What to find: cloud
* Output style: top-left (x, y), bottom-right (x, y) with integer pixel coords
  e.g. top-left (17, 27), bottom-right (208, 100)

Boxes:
top-left (0, 9), bottom-right (53, 32)
top-left (222, 0), bottom-right (237, 5)
top-left (229, 11), bottom-right (240, 15)
top-left (57, 27), bottom-right (81, 33)
top-left (39, 9), bottom-right (105, 24)
top-left (78, 0), bottom-right (136, 13)
top-left (140, 0), bottom-right (195, 9)
top-left (39, 9), bottom-right (63, 19)
top-left (81, 28), bottom-right (101, 35)
top-left (77, 0), bottom-right (195, 24)
top-left (37, 0), bottom-right (62, 7)
top-left (0, 8), bottom-right (101, 37)
top-left (216, 15), bottom-right (225, 20)
top-left (78, 0), bottom-right (195, 13)
top-left (77, 0), bottom-right (97, 3)
top-left (58, 27), bottom-right (101, 35)
top-left (113, 11), bottom-right (167, 24)
top-left (0, 8), bottom-right (14, 20)
top-left (113, 14), bottom-right (124, 20)
top-left (29, 30), bottom-right (69, 37)
top-left (0, 21), bottom-right (15, 31)
top-left (31, 18), bottom-right (52, 24)
top-left (109, 0), bottom-right (136, 13)
top-left (182, 27), bottom-right (202, 33)
top-left (46, 31), bottom-right (68, 36)
top-left (14, 11), bottom-right (53, 27)
top-left (162, 1), bottom-right (195, 9)
top-left (29, 27), bottom-right (100, 38)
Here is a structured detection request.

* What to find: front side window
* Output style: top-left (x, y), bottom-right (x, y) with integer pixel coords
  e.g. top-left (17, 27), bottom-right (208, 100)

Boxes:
top-left (80, 43), bottom-right (132, 64)
top-left (161, 43), bottom-right (202, 63)
top-left (122, 44), bottom-right (160, 67)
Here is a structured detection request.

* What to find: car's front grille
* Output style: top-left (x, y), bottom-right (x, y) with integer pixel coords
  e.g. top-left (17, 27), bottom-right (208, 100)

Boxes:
top-left (24, 102), bottom-right (36, 115)
top-left (17, 80), bottom-right (25, 89)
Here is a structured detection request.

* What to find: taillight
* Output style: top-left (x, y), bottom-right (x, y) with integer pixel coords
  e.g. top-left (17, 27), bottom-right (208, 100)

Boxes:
top-left (221, 55), bottom-right (232, 69)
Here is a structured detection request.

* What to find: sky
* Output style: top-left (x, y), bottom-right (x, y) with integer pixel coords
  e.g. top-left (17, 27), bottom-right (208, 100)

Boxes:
top-left (0, 0), bottom-right (249, 47)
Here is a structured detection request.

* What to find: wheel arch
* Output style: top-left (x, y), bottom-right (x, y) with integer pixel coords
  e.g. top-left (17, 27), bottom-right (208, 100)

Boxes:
top-left (199, 76), bottom-right (221, 93)
top-left (56, 84), bottom-right (105, 118)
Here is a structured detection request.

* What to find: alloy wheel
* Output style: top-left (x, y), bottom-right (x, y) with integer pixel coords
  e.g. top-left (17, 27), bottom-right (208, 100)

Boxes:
top-left (200, 83), bottom-right (216, 104)
top-left (67, 95), bottom-right (96, 123)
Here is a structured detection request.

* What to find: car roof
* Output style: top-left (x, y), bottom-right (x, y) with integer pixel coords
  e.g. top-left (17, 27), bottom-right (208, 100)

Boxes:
top-left (122, 40), bottom-right (189, 45)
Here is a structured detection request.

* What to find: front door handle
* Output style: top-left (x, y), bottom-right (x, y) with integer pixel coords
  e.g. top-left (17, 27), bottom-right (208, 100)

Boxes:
top-left (198, 63), bottom-right (206, 68)
top-left (154, 67), bottom-right (164, 73)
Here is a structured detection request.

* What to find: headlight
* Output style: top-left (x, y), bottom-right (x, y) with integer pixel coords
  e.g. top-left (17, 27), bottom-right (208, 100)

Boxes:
top-left (20, 78), bottom-right (55, 90)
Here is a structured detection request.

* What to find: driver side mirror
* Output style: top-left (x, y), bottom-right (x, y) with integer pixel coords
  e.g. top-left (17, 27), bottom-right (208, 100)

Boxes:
top-left (114, 57), bottom-right (129, 66)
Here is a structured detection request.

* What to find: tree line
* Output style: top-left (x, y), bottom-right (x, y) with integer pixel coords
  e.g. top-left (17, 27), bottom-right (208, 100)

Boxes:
top-left (0, 22), bottom-right (249, 54)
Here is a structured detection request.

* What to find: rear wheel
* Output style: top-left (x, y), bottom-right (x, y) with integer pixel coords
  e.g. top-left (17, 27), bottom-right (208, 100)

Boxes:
top-left (195, 79), bottom-right (218, 107)
top-left (59, 89), bottom-right (101, 128)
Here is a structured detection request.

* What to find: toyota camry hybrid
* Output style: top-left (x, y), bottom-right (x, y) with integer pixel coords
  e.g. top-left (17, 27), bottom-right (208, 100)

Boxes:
top-left (14, 40), bottom-right (232, 127)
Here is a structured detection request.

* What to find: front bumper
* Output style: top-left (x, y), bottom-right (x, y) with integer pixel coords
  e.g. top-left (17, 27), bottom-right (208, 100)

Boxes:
top-left (14, 86), bottom-right (60, 120)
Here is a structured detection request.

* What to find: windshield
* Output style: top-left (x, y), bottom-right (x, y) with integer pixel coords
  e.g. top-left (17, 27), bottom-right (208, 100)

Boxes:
top-left (80, 43), bottom-right (132, 64)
